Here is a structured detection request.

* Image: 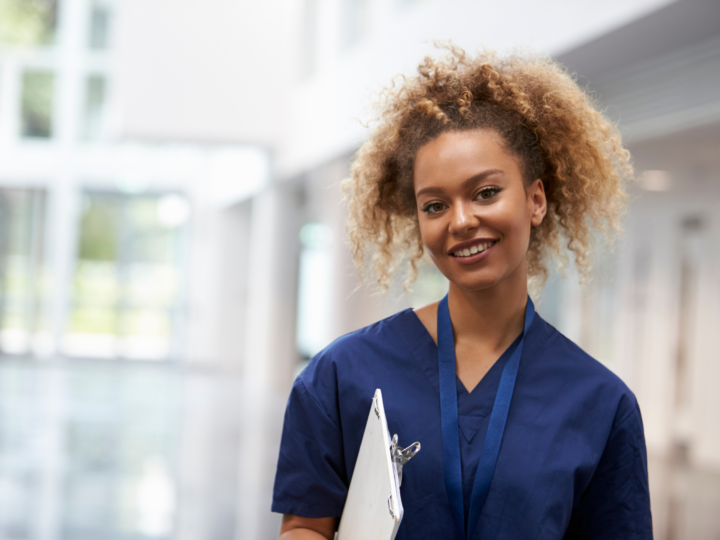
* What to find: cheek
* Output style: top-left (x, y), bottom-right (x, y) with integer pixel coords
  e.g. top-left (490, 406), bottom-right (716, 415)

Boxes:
top-left (487, 198), bottom-right (533, 245)
top-left (487, 199), bottom-right (522, 230)
top-left (417, 217), bottom-right (444, 257)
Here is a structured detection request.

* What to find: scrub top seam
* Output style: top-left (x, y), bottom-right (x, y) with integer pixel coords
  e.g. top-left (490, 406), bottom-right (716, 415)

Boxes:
top-left (401, 309), bottom-right (436, 350)
top-left (514, 316), bottom-right (551, 381)
top-left (387, 310), bottom-right (439, 389)
top-left (296, 377), bottom-right (342, 432)
top-left (610, 406), bottom-right (637, 435)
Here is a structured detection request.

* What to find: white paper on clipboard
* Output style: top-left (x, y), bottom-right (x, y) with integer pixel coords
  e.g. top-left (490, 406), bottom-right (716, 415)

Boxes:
top-left (337, 389), bottom-right (420, 540)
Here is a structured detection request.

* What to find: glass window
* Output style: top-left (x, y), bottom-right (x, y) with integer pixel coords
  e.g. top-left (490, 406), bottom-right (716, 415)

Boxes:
top-left (0, 188), bottom-right (49, 356)
top-left (67, 191), bottom-right (189, 360)
top-left (82, 74), bottom-right (106, 141)
top-left (341, 0), bottom-right (368, 49)
top-left (0, 0), bottom-right (58, 47)
top-left (88, 0), bottom-right (113, 50)
top-left (300, 0), bottom-right (319, 79)
top-left (296, 223), bottom-right (333, 361)
top-left (21, 70), bottom-right (54, 139)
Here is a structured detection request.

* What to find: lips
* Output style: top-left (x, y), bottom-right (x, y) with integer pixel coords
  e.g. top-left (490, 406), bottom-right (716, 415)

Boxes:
top-left (448, 238), bottom-right (498, 258)
top-left (445, 238), bottom-right (498, 266)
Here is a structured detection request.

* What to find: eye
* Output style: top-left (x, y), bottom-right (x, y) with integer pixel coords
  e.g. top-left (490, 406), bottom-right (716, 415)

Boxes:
top-left (476, 186), bottom-right (501, 201)
top-left (421, 202), bottom-right (445, 214)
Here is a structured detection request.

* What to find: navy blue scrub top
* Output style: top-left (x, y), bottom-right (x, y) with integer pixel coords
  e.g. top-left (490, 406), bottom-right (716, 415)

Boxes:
top-left (272, 307), bottom-right (653, 539)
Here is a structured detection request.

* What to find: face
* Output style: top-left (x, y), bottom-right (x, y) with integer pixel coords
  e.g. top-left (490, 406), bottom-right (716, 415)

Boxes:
top-left (413, 129), bottom-right (546, 292)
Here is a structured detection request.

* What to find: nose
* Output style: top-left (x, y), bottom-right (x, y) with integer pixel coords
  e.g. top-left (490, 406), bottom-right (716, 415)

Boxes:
top-left (448, 199), bottom-right (479, 236)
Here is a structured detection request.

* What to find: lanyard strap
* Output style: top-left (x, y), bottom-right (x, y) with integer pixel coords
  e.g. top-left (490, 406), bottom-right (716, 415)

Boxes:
top-left (438, 294), bottom-right (535, 540)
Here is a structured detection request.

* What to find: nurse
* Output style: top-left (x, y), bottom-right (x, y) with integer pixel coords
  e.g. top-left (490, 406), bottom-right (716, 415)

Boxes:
top-left (272, 47), bottom-right (653, 539)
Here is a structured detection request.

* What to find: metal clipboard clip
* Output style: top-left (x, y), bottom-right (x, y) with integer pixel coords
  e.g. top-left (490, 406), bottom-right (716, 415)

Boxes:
top-left (389, 433), bottom-right (420, 486)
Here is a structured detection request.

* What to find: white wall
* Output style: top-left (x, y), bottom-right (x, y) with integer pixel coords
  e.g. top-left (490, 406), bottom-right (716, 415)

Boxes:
top-left (275, 0), bottom-right (677, 177)
top-left (114, 0), bottom-right (298, 145)
top-left (112, 0), bottom-right (677, 173)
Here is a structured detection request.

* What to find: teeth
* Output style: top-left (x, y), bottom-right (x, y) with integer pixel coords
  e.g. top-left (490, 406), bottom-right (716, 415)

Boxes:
top-left (453, 241), bottom-right (496, 257)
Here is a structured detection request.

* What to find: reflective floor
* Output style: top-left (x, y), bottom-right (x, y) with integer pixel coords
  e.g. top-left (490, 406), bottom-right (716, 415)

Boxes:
top-left (0, 359), bottom-right (285, 540)
top-left (0, 359), bottom-right (718, 540)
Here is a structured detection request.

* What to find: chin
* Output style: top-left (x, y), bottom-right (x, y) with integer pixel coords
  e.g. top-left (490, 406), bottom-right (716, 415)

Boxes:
top-left (453, 275), bottom-right (503, 292)
top-left (440, 266), bottom-right (505, 292)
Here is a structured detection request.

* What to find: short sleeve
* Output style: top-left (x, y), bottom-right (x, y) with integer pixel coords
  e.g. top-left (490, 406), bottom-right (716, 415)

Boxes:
top-left (564, 399), bottom-right (654, 539)
top-left (271, 377), bottom-right (348, 517)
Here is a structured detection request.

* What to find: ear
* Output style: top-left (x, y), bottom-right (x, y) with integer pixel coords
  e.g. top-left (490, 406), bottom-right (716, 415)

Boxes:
top-left (529, 178), bottom-right (547, 227)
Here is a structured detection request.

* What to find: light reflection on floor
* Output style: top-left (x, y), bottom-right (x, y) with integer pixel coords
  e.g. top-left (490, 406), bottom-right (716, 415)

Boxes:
top-left (0, 360), bottom-right (719, 540)
top-left (0, 360), bottom-right (284, 540)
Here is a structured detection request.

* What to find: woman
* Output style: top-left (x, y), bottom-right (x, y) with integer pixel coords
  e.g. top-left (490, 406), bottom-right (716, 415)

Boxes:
top-left (272, 47), bottom-right (653, 539)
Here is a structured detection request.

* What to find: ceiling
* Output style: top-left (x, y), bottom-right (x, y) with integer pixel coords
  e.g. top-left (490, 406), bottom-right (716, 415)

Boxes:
top-left (557, 0), bottom-right (720, 82)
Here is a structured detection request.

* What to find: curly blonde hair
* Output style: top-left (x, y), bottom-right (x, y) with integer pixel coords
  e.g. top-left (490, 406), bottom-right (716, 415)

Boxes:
top-left (342, 45), bottom-right (632, 291)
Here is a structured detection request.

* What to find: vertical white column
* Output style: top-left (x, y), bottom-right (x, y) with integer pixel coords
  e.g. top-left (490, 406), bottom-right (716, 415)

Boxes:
top-left (56, 0), bottom-right (85, 146)
top-left (320, 159), bottom-right (361, 340)
top-left (242, 184), bottom-right (300, 391)
top-left (184, 199), bottom-right (252, 369)
top-left (236, 183), bottom-right (300, 540)
top-left (47, 177), bottom-right (80, 356)
top-left (46, 0), bottom-right (84, 358)
top-left (36, 0), bottom-right (86, 532)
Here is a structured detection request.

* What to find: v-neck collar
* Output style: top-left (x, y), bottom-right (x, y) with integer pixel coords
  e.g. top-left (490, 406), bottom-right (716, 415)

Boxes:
top-left (390, 307), bottom-right (532, 418)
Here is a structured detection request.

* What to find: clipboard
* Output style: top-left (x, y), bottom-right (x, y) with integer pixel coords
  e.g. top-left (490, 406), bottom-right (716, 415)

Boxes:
top-left (337, 389), bottom-right (420, 540)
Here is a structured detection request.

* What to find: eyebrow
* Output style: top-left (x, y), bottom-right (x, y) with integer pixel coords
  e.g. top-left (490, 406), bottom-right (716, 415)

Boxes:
top-left (415, 168), bottom-right (504, 199)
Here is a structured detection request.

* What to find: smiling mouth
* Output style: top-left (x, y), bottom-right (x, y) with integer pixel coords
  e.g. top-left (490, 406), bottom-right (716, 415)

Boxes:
top-left (450, 240), bottom-right (497, 258)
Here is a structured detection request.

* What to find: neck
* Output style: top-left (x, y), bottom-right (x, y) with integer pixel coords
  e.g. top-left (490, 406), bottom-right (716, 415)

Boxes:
top-left (447, 262), bottom-right (528, 351)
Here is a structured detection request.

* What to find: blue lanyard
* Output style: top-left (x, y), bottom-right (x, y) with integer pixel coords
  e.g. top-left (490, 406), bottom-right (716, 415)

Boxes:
top-left (438, 294), bottom-right (535, 540)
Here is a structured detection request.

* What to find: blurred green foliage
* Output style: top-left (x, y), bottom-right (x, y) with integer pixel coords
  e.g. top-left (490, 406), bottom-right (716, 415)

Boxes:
top-left (0, 0), bottom-right (57, 47)
top-left (78, 197), bottom-right (118, 261)
top-left (72, 193), bottom-right (183, 336)
top-left (21, 71), bottom-right (54, 138)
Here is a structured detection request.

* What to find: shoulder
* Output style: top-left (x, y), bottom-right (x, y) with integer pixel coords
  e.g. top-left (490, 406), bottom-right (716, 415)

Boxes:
top-left (318, 307), bottom-right (419, 363)
top-left (530, 313), bottom-right (639, 420)
top-left (296, 307), bottom-right (421, 398)
top-left (413, 301), bottom-right (439, 344)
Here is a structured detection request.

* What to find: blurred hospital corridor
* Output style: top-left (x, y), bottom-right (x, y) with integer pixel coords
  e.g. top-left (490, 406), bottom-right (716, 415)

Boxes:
top-left (1, 0), bottom-right (720, 538)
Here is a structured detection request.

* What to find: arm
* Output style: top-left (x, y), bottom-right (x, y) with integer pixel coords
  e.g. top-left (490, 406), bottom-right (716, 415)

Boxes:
top-left (272, 373), bottom-right (347, 533)
top-left (279, 515), bottom-right (338, 540)
top-left (564, 399), bottom-right (653, 539)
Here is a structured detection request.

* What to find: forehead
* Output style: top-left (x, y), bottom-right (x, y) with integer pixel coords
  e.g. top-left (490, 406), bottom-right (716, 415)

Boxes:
top-left (413, 129), bottom-right (522, 188)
